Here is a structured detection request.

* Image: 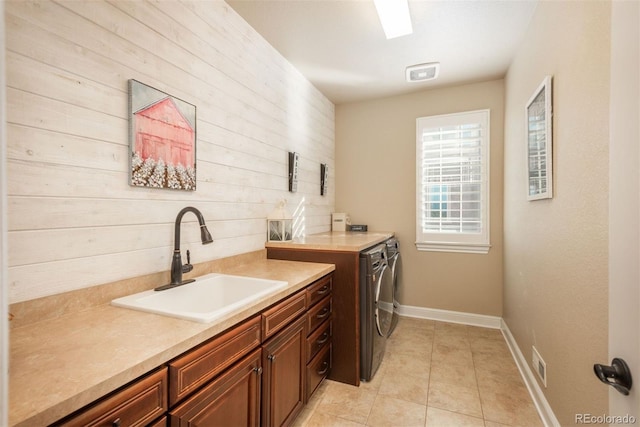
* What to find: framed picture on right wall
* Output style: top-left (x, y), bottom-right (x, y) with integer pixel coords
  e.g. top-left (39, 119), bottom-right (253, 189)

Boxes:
top-left (526, 75), bottom-right (553, 201)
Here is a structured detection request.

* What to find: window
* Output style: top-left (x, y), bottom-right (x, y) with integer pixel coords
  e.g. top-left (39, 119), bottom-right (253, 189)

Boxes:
top-left (416, 110), bottom-right (490, 254)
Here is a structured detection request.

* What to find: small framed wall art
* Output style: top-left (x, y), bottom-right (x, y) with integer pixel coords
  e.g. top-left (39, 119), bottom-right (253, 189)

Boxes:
top-left (128, 79), bottom-right (197, 191)
top-left (526, 75), bottom-right (553, 201)
top-left (288, 151), bottom-right (299, 192)
top-left (320, 163), bottom-right (328, 196)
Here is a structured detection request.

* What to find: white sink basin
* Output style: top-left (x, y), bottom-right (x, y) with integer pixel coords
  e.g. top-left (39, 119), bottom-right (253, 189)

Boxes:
top-left (111, 273), bottom-right (288, 323)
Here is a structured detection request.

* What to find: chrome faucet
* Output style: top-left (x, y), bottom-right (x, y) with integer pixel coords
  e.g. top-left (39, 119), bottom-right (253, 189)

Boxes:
top-left (155, 207), bottom-right (213, 291)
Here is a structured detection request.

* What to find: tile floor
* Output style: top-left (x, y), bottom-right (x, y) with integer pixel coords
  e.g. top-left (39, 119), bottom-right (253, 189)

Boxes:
top-left (294, 317), bottom-right (543, 427)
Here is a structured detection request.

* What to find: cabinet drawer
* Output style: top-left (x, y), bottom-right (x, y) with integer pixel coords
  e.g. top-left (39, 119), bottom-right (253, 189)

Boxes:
top-left (57, 368), bottom-right (167, 427)
top-left (262, 290), bottom-right (306, 340)
top-left (306, 343), bottom-right (331, 402)
top-left (306, 295), bottom-right (331, 335)
top-left (169, 315), bottom-right (261, 406)
top-left (306, 275), bottom-right (332, 308)
top-left (306, 319), bottom-right (331, 362)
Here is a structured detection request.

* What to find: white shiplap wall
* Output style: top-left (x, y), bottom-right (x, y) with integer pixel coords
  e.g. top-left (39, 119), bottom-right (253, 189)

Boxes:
top-left (5, 0), bottom-right (335, 303)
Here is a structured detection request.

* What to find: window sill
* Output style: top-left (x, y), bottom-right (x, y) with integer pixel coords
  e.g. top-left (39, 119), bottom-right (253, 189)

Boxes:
top-left (415, 241), bottom-right (491, 254)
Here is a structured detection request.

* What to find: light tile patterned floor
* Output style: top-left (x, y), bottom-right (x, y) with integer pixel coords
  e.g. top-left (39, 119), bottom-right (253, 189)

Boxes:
top-left (294, 316), bottom-right (543, 427)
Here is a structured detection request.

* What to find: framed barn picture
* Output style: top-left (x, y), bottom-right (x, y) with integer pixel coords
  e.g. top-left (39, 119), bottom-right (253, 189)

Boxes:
top-left (128, 79), bottom-right (197, 190)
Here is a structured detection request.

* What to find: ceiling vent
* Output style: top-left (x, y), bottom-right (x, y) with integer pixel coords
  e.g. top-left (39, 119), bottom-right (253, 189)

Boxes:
top-left (406, 62), bottom-right (440, 83)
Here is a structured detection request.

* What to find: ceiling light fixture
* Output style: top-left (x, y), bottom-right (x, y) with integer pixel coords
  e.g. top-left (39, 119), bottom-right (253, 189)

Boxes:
top-left (373, 0), bottom-right (413, 39)
top-left (406, 62), bottom-right (440, 82)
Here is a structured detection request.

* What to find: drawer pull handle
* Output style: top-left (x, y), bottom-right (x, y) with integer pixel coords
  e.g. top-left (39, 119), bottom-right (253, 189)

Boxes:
top-left (317, 285), bottom-right (330, 295)
top-left (316, 308), bottom-right (330, 319)
top-left (112, 418), bottom-right (121, 427)
top-left (317, 332), bottom-right (330, 345)
top-left (317, 361), bottom-right (329, 376)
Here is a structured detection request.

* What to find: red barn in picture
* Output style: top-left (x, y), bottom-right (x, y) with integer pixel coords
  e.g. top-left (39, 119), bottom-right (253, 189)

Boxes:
top-left (133, 97), bottom-right (195, 168)
top-left (128, 80), bottom-right (197, 190)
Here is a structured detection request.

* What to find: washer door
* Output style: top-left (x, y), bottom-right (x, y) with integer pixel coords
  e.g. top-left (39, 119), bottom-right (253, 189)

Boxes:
top-left (374, 263), bottom-right (394, 337)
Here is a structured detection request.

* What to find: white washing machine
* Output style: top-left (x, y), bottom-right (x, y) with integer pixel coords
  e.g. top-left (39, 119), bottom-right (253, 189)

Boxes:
top-left (360, 244), bottom-right (394, 381)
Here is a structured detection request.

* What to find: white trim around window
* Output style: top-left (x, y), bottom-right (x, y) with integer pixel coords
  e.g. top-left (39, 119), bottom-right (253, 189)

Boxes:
top-left (415, 109), bottom-right (491, 254)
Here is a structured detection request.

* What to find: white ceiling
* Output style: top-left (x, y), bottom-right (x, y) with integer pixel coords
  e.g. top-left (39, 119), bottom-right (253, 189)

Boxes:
top-left (225, 0), bottom-right (539, 104)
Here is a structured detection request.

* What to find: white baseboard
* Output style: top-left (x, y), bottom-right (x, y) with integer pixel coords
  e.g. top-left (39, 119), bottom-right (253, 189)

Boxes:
top-left (395, 304), bottom-right (559, 426)
top-left (501, 320), bottom-right (561, 427)
top-left (397, 304), bottom-right (502, 329)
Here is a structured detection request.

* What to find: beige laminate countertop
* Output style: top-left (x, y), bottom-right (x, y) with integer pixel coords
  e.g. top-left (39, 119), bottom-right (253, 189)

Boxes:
top-left (9, 259), bottom-right (334, 427)
top-left (265, 231), bottom-right (394, 252)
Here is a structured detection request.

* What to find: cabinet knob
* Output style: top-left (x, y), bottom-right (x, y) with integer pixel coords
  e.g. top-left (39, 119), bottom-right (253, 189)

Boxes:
top-left (268, 354), bottom-right (276, 362)
top-left (112, 418), bottom-right (121, 427)
top-left (253, 366), bottom-right (263, 375)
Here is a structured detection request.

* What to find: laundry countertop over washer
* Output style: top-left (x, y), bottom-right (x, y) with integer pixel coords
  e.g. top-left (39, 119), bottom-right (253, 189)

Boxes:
top-left (265, 231), bottom-right (394, 252)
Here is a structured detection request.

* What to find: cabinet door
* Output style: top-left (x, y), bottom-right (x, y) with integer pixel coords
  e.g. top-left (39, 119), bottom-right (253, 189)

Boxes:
top-left (262, 316), bottom-right (306, 427)
top-left (169, 348), bottom-right (261, 427)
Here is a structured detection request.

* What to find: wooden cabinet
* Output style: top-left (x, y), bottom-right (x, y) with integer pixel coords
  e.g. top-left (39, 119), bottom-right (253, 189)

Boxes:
top-left (167, 316), bottom-right (262, 427)
top-left (55, 368), bottom-right (168, 427)
top-left (304, 275), bottom-right (332, 401)
top-left (53, 273), bottom-right (333, 427)
top-left (259, 275), bottom-right (333, 426)
top-left (258, 273), bottom-right (334, 427)
top-left (169, 348), bottom-right (262, 427)
top-left (261, 315), bottom-right (306, 427)
top-left (268, 248), bottom-right (359, 385)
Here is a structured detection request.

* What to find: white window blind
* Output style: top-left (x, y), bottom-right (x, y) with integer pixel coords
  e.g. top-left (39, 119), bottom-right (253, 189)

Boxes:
top-left (415, 110), bottom-right (490, 253)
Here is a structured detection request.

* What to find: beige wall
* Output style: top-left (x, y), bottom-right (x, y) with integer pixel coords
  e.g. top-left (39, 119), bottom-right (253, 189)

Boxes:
top-left (503, 1), bottom-right (610, 424)
top-left (5, 1), bottom-right (334, 303)
top-left (336, 80), bottom-right (504, 316)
